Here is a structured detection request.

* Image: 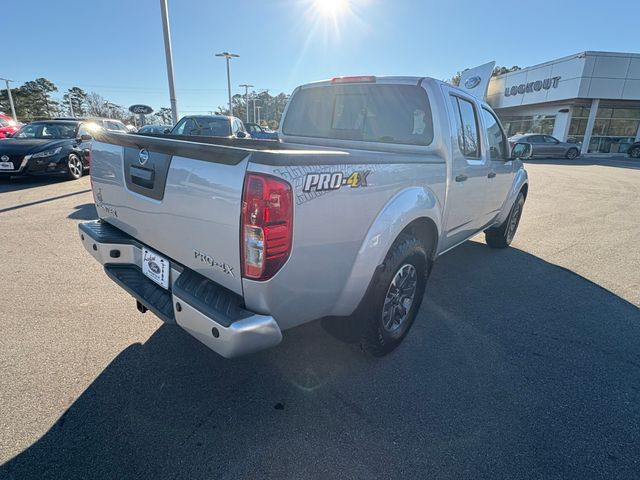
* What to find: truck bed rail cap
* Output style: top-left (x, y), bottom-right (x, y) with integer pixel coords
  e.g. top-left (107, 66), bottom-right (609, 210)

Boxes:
top-left (92, 130), bottom-right (250, 165)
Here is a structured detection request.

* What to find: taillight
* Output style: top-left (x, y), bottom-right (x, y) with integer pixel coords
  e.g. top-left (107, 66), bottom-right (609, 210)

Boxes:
top-left (241, 173), bottom-right (293, 280)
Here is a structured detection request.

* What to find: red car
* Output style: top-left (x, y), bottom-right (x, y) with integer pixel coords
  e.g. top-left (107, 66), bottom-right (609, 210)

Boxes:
top-left (0, 113), bottom-right (20, 138)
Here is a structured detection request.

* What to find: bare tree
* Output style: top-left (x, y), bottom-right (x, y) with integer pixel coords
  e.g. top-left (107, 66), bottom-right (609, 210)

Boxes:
top-left (85, 92), bottom-right (110, 117)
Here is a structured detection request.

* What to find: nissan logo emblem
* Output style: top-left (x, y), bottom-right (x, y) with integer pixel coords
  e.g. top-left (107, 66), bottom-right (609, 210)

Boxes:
top-left (464, 76), bottom-right (482, 89)
top-left (0, 155), bottom-right (9, 162)
top-left (138, 149), bottom-right (149, 165)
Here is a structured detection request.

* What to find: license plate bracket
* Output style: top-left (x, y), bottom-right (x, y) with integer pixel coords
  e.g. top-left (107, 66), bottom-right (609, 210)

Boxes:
top-left (142, 247), bottom-right (170, 289)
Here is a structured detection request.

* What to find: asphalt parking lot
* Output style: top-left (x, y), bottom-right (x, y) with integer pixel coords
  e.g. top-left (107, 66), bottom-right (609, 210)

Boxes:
top-left (0, 156), bottom-right (639, 479)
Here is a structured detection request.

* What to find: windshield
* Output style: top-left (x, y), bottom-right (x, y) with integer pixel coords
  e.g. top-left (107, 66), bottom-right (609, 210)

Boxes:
top-left (283, 83), bottom-right (434, 146)
top-left (14, 122), bottom-right (77, 139)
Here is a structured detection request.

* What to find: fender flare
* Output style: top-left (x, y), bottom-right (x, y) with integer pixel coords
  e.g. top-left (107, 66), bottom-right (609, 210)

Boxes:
top-left (495, 166), bottom-right (529, 226)
top-left (332, 186), bottom-right (442, 316)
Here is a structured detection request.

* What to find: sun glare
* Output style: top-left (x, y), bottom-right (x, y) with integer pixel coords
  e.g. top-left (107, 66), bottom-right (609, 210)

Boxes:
top-left (313, 0), bottom-right (350, 18)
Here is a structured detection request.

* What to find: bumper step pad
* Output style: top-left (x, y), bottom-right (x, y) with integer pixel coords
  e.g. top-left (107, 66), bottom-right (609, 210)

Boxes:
top-left (105, 265), bottom-right (175, 323)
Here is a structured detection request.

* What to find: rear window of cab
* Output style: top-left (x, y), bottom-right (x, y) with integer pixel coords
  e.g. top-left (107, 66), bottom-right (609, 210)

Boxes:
top-left (282, 84), bottom-right (434, 146)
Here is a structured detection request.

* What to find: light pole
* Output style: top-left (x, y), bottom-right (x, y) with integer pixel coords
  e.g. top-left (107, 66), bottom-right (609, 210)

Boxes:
top-left (160, 0), bottom-right (179, 125)
top-left (67, 93), bottom-right (77, 118)
top-left (252, 94), bottom-right (256, 123)
top-left (0, 78), bottom-right (17, 122)
top-left (239, 84), bottom-right (253, 123)
top-left (215, 52), bottom-right (239, 117)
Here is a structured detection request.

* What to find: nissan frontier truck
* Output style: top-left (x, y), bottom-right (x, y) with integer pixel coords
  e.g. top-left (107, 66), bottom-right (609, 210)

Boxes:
top-left (79, 76), bottom-right (531, 358)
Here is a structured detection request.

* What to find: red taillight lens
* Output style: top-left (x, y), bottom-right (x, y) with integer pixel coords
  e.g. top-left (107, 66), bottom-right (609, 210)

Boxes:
top-left (241, 173), bottom-right (293, 280)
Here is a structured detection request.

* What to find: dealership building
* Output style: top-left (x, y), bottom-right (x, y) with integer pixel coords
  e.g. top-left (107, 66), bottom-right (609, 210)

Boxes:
top-left (486, 51), bottom-right (640, 154)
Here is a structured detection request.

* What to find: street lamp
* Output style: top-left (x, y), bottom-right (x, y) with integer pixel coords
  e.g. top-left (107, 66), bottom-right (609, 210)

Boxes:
top-left (0, 78), bottom-right (17, 122)
top-left (239, 84), bottom-right (254, 123)
top-left (252, 93), bottom-right (257, 123)
top-left (160, 0), bottom-right (179, 125)
top-left (215, 52), bottom-right (239, 117)
top-left (67, 93), bottom-right (78, 118)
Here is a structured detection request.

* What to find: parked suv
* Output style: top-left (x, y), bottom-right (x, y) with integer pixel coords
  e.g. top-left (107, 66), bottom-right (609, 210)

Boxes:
top-left (55, 117), bottom-right (129, 133)
top-left (509, 134), bottom-right (580, 159)
top-left (169, 115), bottom-right (249, 139)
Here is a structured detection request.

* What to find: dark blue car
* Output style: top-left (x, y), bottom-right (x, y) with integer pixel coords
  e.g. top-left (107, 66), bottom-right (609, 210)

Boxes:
top-left (245, 122), bottom-right (278, 140)
top-left (0, 120), bottom-right (92, 180)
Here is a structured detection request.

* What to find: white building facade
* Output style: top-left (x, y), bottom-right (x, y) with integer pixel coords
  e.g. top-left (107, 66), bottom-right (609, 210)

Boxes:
top-left (487, 51), bottom-right (640, 154)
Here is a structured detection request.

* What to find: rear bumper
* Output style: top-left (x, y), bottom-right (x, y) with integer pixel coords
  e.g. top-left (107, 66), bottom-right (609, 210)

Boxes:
top-left (78, 220), bottom-right (282, 358)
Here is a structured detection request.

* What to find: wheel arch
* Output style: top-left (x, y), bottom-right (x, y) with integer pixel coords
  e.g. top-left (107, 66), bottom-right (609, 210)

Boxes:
top-left (332, 186), bottom-right (442, 316)
top-left (397, 216), bottom-right (439, 261)
top-left (494, 167), bottom-right (529, 226)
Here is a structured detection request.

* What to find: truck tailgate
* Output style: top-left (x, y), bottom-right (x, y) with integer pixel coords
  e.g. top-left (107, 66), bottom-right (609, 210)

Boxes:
top-left (90, 133), bottom-right (250, 295)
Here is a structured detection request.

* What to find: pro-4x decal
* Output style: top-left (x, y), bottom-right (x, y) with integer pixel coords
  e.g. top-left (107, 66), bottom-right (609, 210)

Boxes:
top-left (302, 170), bottom-right (370, 193)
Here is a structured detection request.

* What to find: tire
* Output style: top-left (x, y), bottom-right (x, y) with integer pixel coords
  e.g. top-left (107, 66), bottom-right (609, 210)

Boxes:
top-left (566, 148), bottom-right (579, 159)
top-left (629, 146), bottom-right (640, 159)
top-left (485, 192), bottom-right (525, 249)
top-left (66, 153), bottom-right (83, 180)
top-left (359, 235), bottom-right (429, 356)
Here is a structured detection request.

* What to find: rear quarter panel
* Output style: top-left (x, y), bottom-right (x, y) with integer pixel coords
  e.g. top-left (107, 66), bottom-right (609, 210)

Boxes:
top-left (243, 153), bottom-right (446, 330)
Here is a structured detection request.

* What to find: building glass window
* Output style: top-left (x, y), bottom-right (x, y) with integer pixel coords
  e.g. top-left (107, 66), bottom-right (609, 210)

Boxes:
top-left (567, 106), bottom-right (591, 145)
top-left (570, 106), bottom-right (640, 153)
top-left (499, 114), bottom-right (556, 138)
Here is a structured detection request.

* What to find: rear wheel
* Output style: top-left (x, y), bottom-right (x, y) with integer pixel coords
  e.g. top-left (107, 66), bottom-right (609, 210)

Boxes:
top-left (630, 146), bottom-right (640, 159)
top-left (566, 148), bottom-right (579, 159)
top-left (485, 192), bottom-right (525, 249)
top-left (359, 235), bottom-right (428, 356)
top-left (66, 153), bottom-right (83, 180)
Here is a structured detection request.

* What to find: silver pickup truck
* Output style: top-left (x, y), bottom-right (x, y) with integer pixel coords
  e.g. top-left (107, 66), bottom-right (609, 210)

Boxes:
top-left (79, 76), bottom-right (530, 358)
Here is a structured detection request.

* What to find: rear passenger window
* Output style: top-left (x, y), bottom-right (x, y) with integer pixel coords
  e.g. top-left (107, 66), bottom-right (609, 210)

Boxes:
top-left (450, 96), bottom-right (480, 158)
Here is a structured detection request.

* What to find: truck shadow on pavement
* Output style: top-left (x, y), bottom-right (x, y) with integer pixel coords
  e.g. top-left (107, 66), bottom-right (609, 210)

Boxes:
top-left (67, 203), bottom-right (98, 220)
top-left (2, 241), bottom-right (639, 479)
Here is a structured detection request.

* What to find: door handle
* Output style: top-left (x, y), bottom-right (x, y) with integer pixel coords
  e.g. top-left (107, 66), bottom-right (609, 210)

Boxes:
top-left (455, 174), bottom-right (468, 182)
top-left (488, 172), bottom-right (496, 179)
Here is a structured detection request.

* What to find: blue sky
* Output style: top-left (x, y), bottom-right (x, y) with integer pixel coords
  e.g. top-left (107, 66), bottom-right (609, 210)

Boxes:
top-left (4, 0), bottom-right (638, 116)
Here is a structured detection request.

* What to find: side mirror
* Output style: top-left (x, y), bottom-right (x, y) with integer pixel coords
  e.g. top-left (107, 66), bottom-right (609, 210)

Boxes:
top-left (5, 133), bottom-right (12, 138)
top-left (163, 128), bottom-right (171, 134)
top-left (79, 134), bottom-right (92, 141)
top-left (236, 131), bottom-right (247, 139)
top-left (511, 142), bottom-right (532, 160)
